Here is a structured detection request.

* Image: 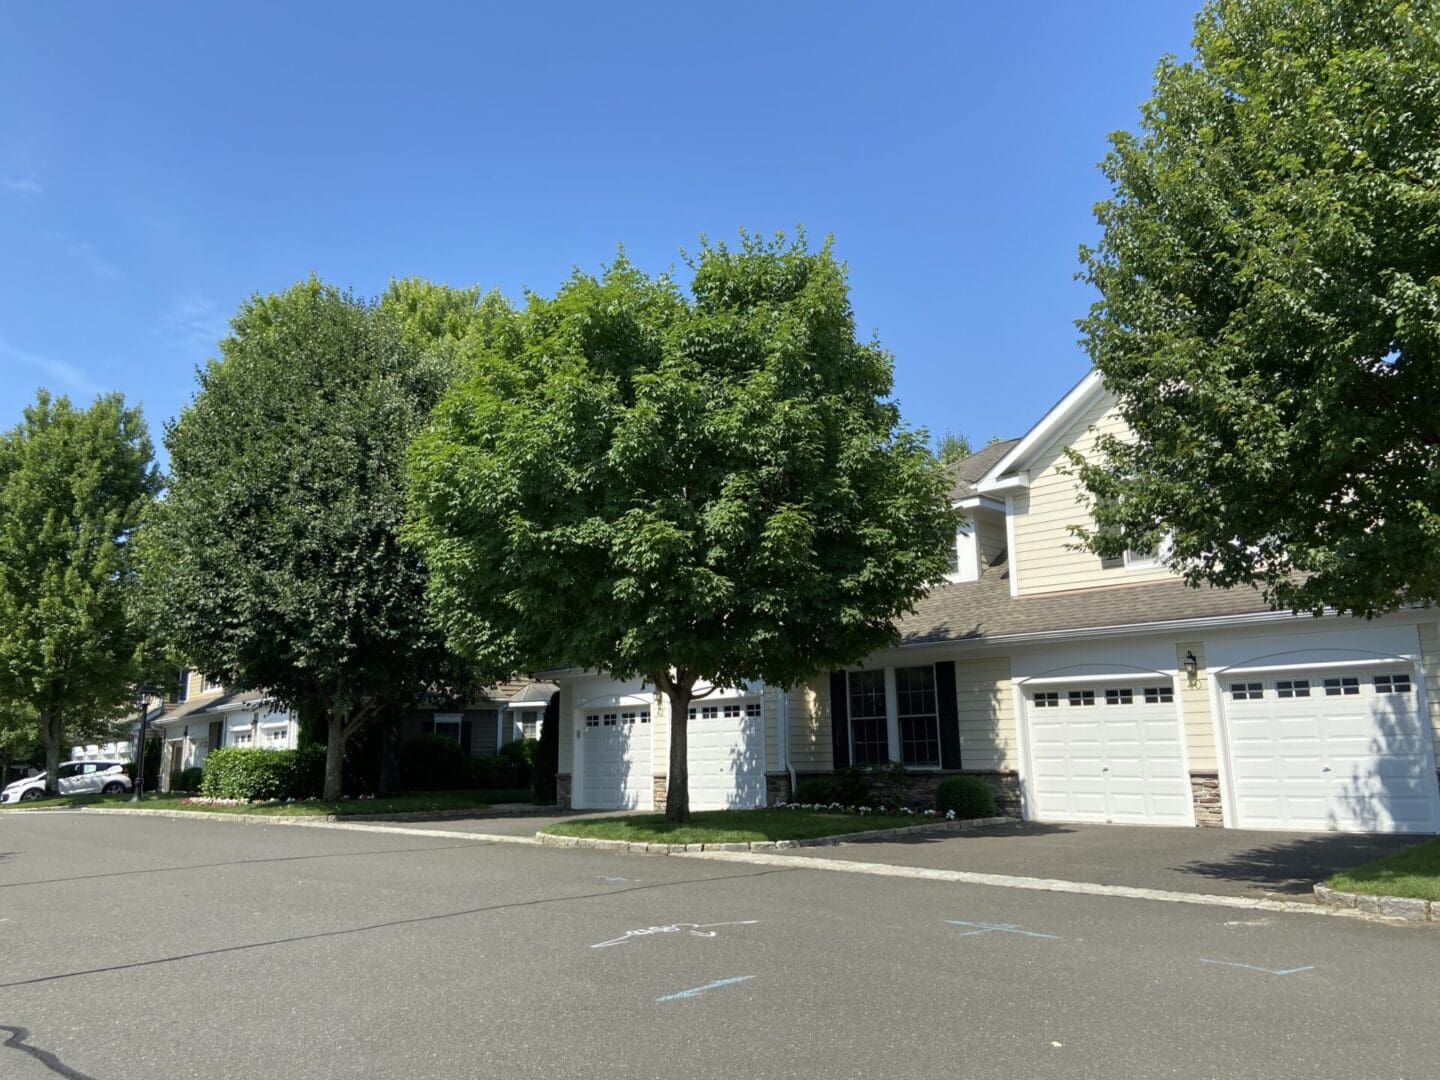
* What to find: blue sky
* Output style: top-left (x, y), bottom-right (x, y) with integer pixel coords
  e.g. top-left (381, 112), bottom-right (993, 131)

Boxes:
top-left (0, 2), bottom-right (1198, 460)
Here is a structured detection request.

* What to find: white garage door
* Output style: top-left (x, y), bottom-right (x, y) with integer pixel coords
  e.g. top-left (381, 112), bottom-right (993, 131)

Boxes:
top-left (1025, 683), bottom-right (1192, 826)
top-left (1223, 666), bottom-right (1440, 833)
top-left (687, 700), bottom-right (765, 811)
top-left (579, 707), bottom-right (653, 810)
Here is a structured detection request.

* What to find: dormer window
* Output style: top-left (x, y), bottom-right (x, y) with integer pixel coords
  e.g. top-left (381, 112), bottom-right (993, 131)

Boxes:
top-left (945, 523), bottom-right (980, 583)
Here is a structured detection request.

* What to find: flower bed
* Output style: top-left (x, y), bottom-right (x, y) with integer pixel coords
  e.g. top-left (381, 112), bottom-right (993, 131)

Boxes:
top-left (775, 800), bottom-right (956, 820)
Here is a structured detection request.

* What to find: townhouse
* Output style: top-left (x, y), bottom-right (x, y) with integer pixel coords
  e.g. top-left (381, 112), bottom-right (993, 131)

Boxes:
top-left (547, 371), bottom-right (1440, 835)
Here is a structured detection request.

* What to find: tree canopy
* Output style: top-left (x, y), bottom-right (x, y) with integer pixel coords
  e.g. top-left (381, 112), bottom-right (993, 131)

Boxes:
top-left (406, 232), bottom-right (956, 820)
top-left (143, 279), bottom-right (498, 798)
top-left (1077, 0), bottom-right (1440, 617)
top-left (0, 391), bottom-right (160, 786)
top-left (934, 430), bottom-right (973, 466)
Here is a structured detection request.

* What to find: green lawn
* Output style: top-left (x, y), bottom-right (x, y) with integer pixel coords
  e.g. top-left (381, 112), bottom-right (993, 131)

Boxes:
top-left (2, 789), bottom-right (533, 817)
top-left (1327, 837), bottom-right (1440, 902)
top-left (543, 808), bottom-right (938, 845)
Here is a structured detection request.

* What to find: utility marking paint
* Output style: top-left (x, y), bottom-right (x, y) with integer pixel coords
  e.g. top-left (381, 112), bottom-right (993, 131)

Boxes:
top-left (946, 919), bottom-right (1059, 940)
top-left (592, 920), bottom-right (760, 949)
top-left (596, 876), bottom-right (630, 883)
top-left (656, 975), bottom-right (754, 1002)
top-left (1197, 959), bottom-right (1314, 976)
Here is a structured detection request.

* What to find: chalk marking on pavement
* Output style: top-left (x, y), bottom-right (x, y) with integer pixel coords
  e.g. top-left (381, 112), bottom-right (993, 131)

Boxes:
top-left (669, 849), bottom-right (1379, 919)
top-left (946, 919), bottom-right (1059, 940)
top-left (656, 976), bottom-right (754, 1002)
top-left (1197, 959), bottom-right (1314, 976)
top-left (592, 920), bottom-right (760, 949)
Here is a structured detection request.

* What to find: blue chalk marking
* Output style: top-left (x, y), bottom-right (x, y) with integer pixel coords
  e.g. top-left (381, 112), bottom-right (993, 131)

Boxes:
top-left (656, 976), bottom-right (755, 1002)
top-left (1198, 959), bottom-right (1313, 976)
top-left (946, 920), bottom-right (1060, 940)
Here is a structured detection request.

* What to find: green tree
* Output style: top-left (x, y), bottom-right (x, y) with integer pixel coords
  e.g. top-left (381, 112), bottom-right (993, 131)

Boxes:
top-left (407, 232), bottom-right (956, 822)
top-left (143, 279), bottom-right (499, 799)
top-left (934, 430), bottom-right (973, 465)
top-left (1076, 0), bottom-right (1440, 617)
top-left (0, 391), bottom-right (160, 788)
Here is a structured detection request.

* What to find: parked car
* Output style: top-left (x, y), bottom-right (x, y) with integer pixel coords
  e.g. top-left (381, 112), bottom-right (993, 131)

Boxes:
top-left (0, 760), bottom-right (133, 803)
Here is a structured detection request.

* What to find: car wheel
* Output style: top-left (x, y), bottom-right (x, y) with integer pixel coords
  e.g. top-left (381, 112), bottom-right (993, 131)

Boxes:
top-left (101, 782), bottom-right (125, 795)
top-left (19, 788), bottom-right (43, 801)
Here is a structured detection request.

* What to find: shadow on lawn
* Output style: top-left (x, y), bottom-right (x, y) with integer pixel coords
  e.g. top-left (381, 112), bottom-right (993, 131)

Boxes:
top-left (1174, 833), bottom-right (1429, 895)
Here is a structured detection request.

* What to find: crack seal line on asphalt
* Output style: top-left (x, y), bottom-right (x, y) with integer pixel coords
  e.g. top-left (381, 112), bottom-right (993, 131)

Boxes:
top-left (670, 849), bottom-right (1376, 919)
top-left (0, 867), bottom-right (797, 991)
top-left (0, 1025), bottom-right (97, 1080)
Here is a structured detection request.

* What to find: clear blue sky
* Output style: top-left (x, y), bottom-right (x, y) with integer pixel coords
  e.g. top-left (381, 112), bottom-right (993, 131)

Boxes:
top-left (0, 2), bottom-right (1198, 458)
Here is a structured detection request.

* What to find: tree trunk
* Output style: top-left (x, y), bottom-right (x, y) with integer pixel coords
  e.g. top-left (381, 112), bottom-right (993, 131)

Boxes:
top-left (323, 712), bottom-right (346, 801)
top-left (42, 710), bottom-right (62, 793)
top-left (664, 680), bottom-right (694, 825)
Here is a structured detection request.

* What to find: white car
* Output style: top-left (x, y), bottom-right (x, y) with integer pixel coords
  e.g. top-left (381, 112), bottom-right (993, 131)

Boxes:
top-left (0, 760), bottom-right (133, 803)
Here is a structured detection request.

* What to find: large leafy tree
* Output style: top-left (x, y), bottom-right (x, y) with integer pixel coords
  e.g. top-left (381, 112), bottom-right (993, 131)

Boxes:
top-left (0, 391), bottom-right (161, 788)
top-left (407, 233), bottom-right (955, 822)
top-left (145, 279), bottom-right (498, 799)
top-left (1076, 0), bottom-right (1440, 617)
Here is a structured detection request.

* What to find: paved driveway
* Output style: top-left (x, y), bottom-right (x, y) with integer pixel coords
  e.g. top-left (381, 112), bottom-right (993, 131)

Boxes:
top-left (786, 821), bottom-right (1429, 898)
top-left (3, 813), bottom-right (1439, 1080)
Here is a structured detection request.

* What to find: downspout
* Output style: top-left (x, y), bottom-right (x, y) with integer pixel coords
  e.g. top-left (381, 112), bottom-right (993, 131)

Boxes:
top-left (779, 686), bottom-right (797, 798)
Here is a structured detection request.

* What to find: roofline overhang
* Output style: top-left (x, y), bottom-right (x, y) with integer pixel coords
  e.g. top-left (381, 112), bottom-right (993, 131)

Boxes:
top-left (953, 495), bottom-right (1006, 513)
top-left (891, 606), bottom-right (1310, 653)
top-left (974, 369), bottom-right (1104, 495)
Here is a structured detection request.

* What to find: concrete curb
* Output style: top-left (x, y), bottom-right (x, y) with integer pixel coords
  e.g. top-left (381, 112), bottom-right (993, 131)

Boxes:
top-left (679, 848), bottom-right (1397, 920)
top-left (1314, 883), bottom-right (1437, 922)
top-left (534, 815), bottom-right (1018, 854)
top-left (67, 806), bottom-right (538, 844)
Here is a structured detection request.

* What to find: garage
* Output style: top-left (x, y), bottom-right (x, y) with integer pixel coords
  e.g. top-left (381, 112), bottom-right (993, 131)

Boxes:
top-left (578, 705), bottom-right (653, 809)
top-left (1024, 681), bottom-right (1192, 826)
top-left (1222, 664), bottom-right (1440, 833)
top-left (686, 700), bottom-right (765, 811)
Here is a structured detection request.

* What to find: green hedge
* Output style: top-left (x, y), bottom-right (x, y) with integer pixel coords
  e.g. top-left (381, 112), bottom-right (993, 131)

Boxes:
top-left (172, 766), bottom-right (205, 792)
top-left (935, 775), bottom-right (997, 819)
top-left (200, 747), bottom-right (325, 801)
top-left (499, 737), bottom-right (537, 787)
top-left (398, 734), bottom-right (472, 790)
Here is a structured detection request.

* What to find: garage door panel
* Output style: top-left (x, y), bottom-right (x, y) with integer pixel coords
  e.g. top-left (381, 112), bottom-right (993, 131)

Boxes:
top-left (1025, 685), bottom-right (1191, 826)
top-left (1224, 668), bottom-right (1439, 834)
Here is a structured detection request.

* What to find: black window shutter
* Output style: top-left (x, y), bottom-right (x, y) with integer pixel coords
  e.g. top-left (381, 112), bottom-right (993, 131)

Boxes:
top-left (829, 670), bottom-right (851, 770)
top-left (421, 717), bottom-right (434, 735)
top-left (936, 660), bottom-right (962, 770)
top-left (460, 719), bottom-right (473, 755)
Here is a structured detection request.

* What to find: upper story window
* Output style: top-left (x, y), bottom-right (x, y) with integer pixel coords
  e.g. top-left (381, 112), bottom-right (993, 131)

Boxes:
top-left (173, 669), bottom-right (190, 703)
top-left (201, 674), bottom-right (223, 694)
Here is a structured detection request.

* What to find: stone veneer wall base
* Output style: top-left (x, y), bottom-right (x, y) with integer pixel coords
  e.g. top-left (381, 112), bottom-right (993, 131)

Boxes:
top-left (1189, 771), bottom-right (1223, 827)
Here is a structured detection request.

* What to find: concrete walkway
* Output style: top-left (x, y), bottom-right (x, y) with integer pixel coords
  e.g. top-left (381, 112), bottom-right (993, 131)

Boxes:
top-left (767, 821), bottom-right (1427, 899)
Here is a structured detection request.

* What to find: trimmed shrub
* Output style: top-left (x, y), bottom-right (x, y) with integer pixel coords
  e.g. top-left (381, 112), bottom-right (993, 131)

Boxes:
top-left (171, 766), bottom-right (205, 792)
top-left (935, 775), bottom-right (997, 819)
top-left (791, 776), bottom-right (837, 804)
top-left (397, 734), bottom-right (471, 791)
top-left (866, 761), bottom-right (912, 808)
top-left (468, 753), bottom-right (518, 790)
top-left (499, 737), bottom-right (537, 787)
top-left (200, 747), bottom-right (325, 801)
top-left (142, 737), bottom-right (162, 791)
top-left (831, 766), bottom-right (875, 807)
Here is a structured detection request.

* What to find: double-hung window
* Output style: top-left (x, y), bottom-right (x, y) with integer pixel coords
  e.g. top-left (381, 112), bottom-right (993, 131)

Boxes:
top-left (847, 670), bottom-right (889, 765)
top-left (433, 713), bottom-right (463, 744)
top-left (896, 666), bottom-right (940, 768)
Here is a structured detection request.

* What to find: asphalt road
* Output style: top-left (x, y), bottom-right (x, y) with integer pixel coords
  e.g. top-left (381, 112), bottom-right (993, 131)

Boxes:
top-left (1, 814), bottom-right (1436, 1080)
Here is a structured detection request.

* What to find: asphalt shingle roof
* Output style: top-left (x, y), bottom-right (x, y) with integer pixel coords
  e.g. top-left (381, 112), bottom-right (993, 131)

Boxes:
top-left (945, 439), bottom-right (1020, 501)
top-left (896, 561), bottom-right (1278, 646)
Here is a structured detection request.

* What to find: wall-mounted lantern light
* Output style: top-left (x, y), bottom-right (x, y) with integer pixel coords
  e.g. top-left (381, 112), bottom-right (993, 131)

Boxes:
top-left (1183, 651), bottom-right (1198, 679)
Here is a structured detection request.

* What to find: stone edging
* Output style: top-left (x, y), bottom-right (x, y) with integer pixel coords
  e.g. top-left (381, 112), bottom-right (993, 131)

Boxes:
top-left (534, 814), bottom-right (1017, 854)
top-left (1314, 883), bottom-right (1437, 923)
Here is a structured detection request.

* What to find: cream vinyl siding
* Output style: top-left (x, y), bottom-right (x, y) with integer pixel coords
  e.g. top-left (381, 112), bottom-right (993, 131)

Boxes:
top-left (1012, 392), bottom-right (1178, 596)
top-left (557, 682), bottom-right (574, 774)
top-left (954, 656), bottom-right (1016, 770)
top-left (975, 509), bottom-right (1007, 570)
top-left (186, 670), bottom-right (206, 700)
top-left (1175, 640), bottom-right (1215, 771)
top-left (651, 689), bottom-right (670, 778)
top-left (763, 685), bottom-right (781, 773)
top-left (1418, 622), bottom-right (1440, 763)
top-left (788, 677), bottom-right (833, 772)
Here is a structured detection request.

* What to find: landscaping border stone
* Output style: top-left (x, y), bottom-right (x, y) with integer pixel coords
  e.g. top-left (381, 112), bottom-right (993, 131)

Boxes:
top-left (1314, 883), bottom-right (1436, 922)
top-left (535, 814), bottom-right (1017, 854)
